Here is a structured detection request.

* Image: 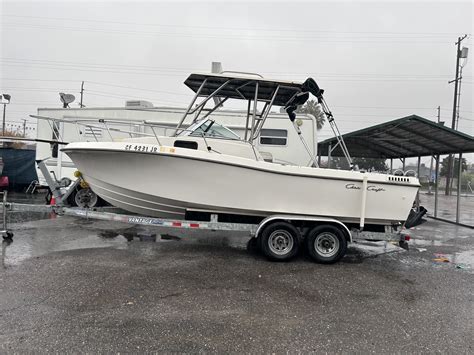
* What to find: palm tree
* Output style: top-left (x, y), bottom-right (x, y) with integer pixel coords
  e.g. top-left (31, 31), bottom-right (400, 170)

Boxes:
top-left (296, 99), bottom-right (325, 130)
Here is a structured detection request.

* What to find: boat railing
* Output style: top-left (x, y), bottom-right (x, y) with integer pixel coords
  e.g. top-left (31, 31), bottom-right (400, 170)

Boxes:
top-left (30, 114), bottom-right (234, 151)
top-left (219, 70), bottom-right (264, 78)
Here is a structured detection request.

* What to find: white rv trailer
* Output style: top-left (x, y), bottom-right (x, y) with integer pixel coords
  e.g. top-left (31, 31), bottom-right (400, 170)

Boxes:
top-left (36, 101), bottom-right (318, 187)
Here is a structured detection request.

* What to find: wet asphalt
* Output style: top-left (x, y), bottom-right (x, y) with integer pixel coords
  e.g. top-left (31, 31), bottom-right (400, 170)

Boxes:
top-left (0, 199), bottom-right (473, 352)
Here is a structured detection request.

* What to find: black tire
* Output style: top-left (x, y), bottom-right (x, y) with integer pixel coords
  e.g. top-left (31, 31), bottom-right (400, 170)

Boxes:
top-left (259, 221), bottom-right (300, 261)
top-left (3, 231), bottom-right (13, 240)
top-left (246, 237), bottom-right (259, 254)
top-left (305, 224), bottom-right (347, 264)
top-left (67, 188), bottom-right (78, 206)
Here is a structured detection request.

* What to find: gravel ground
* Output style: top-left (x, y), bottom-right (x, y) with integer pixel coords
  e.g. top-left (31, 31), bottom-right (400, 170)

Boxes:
top-left (0, 215), bottom-right (473, 353)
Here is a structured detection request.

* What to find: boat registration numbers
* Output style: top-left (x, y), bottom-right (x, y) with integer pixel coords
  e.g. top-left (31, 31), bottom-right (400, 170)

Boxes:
top-left (124, 144), bottom-right (174, 153)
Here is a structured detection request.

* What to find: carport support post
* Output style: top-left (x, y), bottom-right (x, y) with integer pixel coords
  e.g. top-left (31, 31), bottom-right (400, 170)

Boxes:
top-left (456, 152), bottom-right (463, 223)
top-left (416, 156), bottom-right (421, 211)
top-left (328, 142), bottom-right (332, 169)
top-left (434, 155), bottom-right (440, 218)
top-left (390, 159), bottom-right (393, 173)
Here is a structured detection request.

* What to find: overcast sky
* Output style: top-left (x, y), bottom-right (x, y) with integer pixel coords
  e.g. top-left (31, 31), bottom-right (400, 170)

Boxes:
top-left (1, 0), bottom-right (472, 154)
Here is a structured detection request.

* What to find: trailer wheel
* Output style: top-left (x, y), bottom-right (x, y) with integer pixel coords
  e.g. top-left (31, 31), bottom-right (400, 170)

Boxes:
top-left (74, 187), bottom-right (99, 208)
top-left (2, 231), bottom-right (13, 240)
top-left (305, 225), bottom-right (347, 264)
top-left (259, 221), bottom-right (299, 261)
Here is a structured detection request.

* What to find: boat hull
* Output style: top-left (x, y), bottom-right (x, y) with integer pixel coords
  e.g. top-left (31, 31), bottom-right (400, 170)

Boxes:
top-left (64, 142), bottom-right (419, 225)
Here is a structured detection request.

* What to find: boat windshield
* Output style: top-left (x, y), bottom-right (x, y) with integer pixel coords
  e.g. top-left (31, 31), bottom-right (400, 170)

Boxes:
top-left (186, 119), bottom-right (241, 140)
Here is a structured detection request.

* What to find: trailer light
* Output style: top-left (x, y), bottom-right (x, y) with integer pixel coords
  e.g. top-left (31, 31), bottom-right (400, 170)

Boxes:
top-left (74, 170), bottom-right (82, 178)
top-left (404, 235), bottom-right (411, 241)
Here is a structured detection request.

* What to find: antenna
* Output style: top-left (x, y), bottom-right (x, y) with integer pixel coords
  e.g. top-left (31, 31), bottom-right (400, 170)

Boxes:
top-left (59, 93), bottom-right (76, 108)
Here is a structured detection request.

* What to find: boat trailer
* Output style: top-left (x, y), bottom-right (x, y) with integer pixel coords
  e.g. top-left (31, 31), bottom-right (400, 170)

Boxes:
top-left (0, 194), bottom-right (410, 265)
top-left (0, 159), bottom-right (410, 263)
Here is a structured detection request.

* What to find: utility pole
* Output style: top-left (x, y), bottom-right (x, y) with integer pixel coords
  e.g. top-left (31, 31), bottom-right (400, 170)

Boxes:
top-left (445, 34), bottom-right (468, 195)
top-left (2, 104), bottom-right (5, 136)
top-left (22, 119), bottom-right (27, 137)
top-left (80, 81), bottom-right (85, 108)
top-left (1, 93), bottom-right (11, 136)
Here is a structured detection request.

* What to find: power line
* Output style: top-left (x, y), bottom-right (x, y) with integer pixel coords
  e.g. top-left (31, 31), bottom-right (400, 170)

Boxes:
top-left (3, 61), bottom-right (469, 83)
top-left (86, 90), bottom-right (186, 106)
top-left (3, 71), bottom-right (471, 80)
top-left (2, 22), bottom-right (464, 44)
top-left (1, 57), bottom-right (196, 72)
top-left (0, 87), bottom-right (79, 92)
top-left (0, 78), bottom-right (85, 82)
top-left (3, 14), bottom-right (470, 37)
top-left (87, 81), bottom-right (191, 97)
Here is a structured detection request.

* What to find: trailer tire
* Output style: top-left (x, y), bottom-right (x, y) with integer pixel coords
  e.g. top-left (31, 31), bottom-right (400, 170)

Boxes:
top-left (259, 221), bottom-right (299, 261)
top-left (246, 237), bottom-right (259, 254)
top-left (2, 231), bottom-right (13, 240)
top-left (305, 224), bottom-right (347, 264)
top-left (74, 187), bottom-right (99, 208)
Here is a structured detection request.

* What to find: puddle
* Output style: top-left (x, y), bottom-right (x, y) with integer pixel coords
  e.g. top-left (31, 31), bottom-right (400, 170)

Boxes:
top-left (161, 234), bottom-right (181, 241)
top-left (98, 230), bottom-right (120, 239)
top-left (410, 239), bottom-right (445, 247)
top-left (343, 241), bottom-right (404, 263)
top-left (98, 229), bottom-right (181, 242)
top-left (453, 250), bottom-right (474, 269)
top-left (428, 251), bottom-right (474, 273)
top-left (0, 227), bottom-right (183, 268)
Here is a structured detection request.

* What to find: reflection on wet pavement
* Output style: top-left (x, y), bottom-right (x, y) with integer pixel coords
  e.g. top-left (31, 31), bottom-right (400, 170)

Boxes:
top-left (1, 218), bottom-right (190, 267)
top-left (1, 192), bottom-right (473, 273)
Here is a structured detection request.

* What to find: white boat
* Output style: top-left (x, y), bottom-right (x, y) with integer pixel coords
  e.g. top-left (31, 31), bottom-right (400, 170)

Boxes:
top-left (63, 72), bottom-right (420, 228)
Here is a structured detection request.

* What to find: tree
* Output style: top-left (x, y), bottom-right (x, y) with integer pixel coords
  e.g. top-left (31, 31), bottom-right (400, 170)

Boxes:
top-left (353, 157), bottom-right (388, 172)
top-left (440, 157), bottom-right (467, 178)
top-left (326, 156), bottom-right (388, 172)
top-left (296, 99), bottom-right (325, 130)
top-left (2, 129), bottom-right (26, 149)
top-left (328, 156), bottom-right (350, 170)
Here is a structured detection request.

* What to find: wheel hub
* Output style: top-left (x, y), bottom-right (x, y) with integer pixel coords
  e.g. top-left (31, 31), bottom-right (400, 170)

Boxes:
top-left (268, 230), bottom-right (294, 255)
top-left (75, 188), bottom-right (98, 208)
top-left (314, 232), bottom-right (339, 257)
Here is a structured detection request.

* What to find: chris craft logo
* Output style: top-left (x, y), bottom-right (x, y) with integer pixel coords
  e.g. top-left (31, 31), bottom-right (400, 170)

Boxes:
top-left (345, 183), bottom-right (385, 192)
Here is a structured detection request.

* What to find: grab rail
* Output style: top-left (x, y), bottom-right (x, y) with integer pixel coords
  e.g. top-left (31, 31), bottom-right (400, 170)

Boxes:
top-left (220, 70), bottom-right (264, 78)
top-left (30, 114), bottom-right (250, 155)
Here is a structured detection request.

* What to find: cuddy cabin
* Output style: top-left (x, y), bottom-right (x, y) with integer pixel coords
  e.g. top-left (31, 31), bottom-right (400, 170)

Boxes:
top-left (125, 118), bottom-right (269, 162)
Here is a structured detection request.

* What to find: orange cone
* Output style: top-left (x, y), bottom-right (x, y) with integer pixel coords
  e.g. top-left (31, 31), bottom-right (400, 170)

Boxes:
top-left (49, 196), bottom-right (57, 219)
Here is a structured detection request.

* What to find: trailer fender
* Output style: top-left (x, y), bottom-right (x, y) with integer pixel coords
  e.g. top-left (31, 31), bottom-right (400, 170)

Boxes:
top-left (255, 215), bottom-right (352, 243)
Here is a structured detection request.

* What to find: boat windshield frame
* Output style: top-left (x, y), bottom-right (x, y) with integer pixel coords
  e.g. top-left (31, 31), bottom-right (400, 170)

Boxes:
top-left (178, 118), bottom-right (241, 141)
top-left (173, 72), bottom-right (353, 169)
top-left (174, 73), bottom-right (304, 143)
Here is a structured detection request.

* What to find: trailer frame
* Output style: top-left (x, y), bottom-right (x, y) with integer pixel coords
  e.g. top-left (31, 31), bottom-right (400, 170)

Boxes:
top-left (1, 195), bottom-right (410, 263)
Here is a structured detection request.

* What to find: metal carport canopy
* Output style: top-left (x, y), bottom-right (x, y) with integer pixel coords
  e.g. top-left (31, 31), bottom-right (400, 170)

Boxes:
top-left (318, 115), bottom-right (474, 159)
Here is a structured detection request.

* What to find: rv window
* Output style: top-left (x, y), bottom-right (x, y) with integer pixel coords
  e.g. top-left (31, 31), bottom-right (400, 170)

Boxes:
top-left (259, 129), bottom-right (287, 146)
top-left (84, 127), bottom-right (103, 139)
